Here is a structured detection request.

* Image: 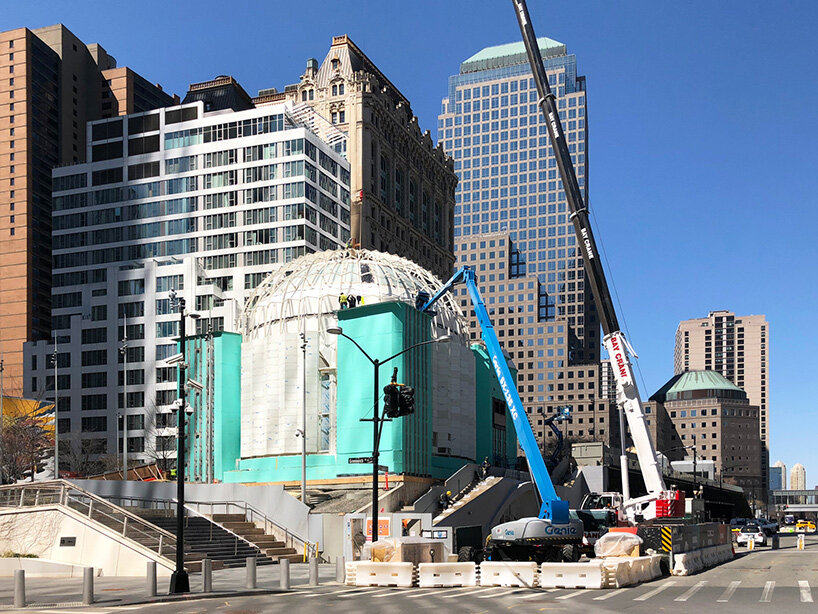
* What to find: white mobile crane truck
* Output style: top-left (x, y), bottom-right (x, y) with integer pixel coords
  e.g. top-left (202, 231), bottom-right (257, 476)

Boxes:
top-left (511, 0), bottom-right (682, 526)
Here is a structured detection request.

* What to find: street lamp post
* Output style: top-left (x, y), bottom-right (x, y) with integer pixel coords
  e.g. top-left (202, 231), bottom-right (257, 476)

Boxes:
top-left (52, 333), bottom-right (59, 479)
top-left (120, 315), bottom-right (128, 479)
top-left (299, 332), bottom-right (307, 507)
top-left (168, 290), bottom-right (199, 595)
top-left (327, 326), bottom-right (449, 543)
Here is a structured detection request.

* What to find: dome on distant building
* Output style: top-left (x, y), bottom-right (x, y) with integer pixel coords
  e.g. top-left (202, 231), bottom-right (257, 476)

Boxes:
top-left (242, 248), bottom-right (466, 339)
top-left (650, 370), bottom-right (746, 402)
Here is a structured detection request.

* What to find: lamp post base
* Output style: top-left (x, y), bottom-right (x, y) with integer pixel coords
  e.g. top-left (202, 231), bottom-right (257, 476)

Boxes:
top-left (169, 570), bottom-right (189, 594)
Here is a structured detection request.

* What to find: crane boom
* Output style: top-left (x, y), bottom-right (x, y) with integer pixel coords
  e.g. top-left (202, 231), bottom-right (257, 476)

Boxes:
top-left (511, 0), bottom-right (669, 518)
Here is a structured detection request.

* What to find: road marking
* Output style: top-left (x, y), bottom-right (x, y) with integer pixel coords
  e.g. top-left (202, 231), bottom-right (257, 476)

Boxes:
top-left (371, 588), bottom-right (417, 598)
top-left (477, 588), bottom-right (521, 598)
top-left (674, 581), bottom-right (707, 602)
top-left (594, 588), bottom-right (628, 601)
top-left (519, 590), bottom-right (552, 600)
top-left (447, 587), bottom-right (502, 598)
top-left (800, 580), bottom-right (813, 603)
top-left (634, 581), bottom-right (676, 601)
top-left (760, 581), bottom-right (775, 602)
top-left (718, 580), bottom-right (741, 602)
top-left (339, 587), bottom-right (395, 597)
top-left (435, 587), bottom-right (487, 598)
top-left (555, 590), bottom-right (586, 600)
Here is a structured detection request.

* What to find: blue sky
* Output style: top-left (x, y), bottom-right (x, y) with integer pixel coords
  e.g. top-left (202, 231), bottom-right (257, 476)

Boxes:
top-left (8, 0), bottom-right (818, 485)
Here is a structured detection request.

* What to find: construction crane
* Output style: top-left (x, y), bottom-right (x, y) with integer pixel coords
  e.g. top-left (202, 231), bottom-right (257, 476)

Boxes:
top-left (511, 0), bottom-right (681, 523)
top-left (420, 267), bottom-right (583, 562)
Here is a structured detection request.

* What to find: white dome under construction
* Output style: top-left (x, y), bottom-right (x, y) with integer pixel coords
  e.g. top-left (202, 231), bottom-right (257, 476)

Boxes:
top-left (242, 248), bottom-right (466, 338)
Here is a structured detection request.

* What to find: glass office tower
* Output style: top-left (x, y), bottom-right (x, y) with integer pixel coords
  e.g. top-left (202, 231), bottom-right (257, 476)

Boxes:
top-left (439, 38), bottom-right (612, 450)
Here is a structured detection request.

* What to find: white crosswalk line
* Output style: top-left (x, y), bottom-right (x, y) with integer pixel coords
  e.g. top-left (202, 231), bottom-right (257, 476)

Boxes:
top-left (718, 580), bottom-right (741, 602)
top-left (555, 589), bottom-right (586, 600)
top-left (476, 587), bottom-right (520, 598)
top-left (799, 580), bottom-right (813, 603)
top-left (594, 588), bottom-right (628, 601)
top-left (760, 581), bottom-right (775, 603)
top-left (519, 590), bottom-right (552, 600)
top-left (634, 581), bottom-right (676, 601)
top-left (372, 588), bottom-right (416, 597)
top-left (438, 587), bottom-right (490, 598)
top-left (674, 581), bottom-right (707, 602)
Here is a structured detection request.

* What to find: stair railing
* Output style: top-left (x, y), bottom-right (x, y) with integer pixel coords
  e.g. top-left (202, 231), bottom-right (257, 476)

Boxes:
top-left (0, 479), bottom-right (177, 560)
top-left (185, 500), bottom-right (318, 559)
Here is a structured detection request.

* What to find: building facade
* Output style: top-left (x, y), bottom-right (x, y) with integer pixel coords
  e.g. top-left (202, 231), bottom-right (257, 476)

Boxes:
top-left (769, 460), bottom-right (786, 491)
top-left (790, 463), bottom-right (806, 491)
top-left (253, 35), bottom-right (457, 281)
top-left (650, 370), bottom-right (763, 495)
top-left (24, 96), bottom-right (350, 472)
top-left (674, 311), bottom-right (769, 490)
top-left (438, 38), bottom-right (604, 448)
top-left (0, 25), bottom-right (175, 394)
top-left (229, 248), bottom-right (516, 483)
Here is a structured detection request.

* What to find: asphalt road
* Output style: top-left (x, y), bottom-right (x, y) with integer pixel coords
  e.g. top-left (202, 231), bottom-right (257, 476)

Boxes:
top-left (13, 534), bottom-right (818, 614)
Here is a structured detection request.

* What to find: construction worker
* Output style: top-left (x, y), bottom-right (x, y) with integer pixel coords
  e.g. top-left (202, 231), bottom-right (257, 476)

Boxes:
top-left (347, 294), bottom-right (357, 308)
top-left (339, 293), bottom-right (348, 309)
top-left (480, 457), bottom-right (491, 479)
top-left (439, 490), bottom-right (453, 510)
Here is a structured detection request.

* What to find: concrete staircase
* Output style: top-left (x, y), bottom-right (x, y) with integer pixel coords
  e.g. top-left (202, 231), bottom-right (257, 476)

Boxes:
top-left (61, 498), bottom-right (211, 572)
top-left (132, 509), bottom-right (273, 568)
top-left (210, 513), bottom-right (302, 563)
top-left (433, 475), bottom-right (501, 524)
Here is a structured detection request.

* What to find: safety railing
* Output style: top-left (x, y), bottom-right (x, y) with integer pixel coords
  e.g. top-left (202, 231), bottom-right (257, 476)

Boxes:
top-left (0, 480), bottom-right (177, 561)
top-left (185, 500), bottom-right (319, 560)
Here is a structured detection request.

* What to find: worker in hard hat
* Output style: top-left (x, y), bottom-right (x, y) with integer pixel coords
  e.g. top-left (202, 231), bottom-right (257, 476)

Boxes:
top-left (439, 490), bottom-right (453, 510)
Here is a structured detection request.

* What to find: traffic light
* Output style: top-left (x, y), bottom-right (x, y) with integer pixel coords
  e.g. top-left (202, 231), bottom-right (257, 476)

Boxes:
top-left (384, 384), bottom-right (400, 418)
top-left (398, 385), bottom-right (415, 416)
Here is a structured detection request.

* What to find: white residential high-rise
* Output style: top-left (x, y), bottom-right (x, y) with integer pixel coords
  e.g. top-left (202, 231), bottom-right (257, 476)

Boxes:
top-left (674, 310), bottom-right (769, 490)
top-left (790, 463), bottom-right (806, 491)
top-left (24, 88), bottom-right (350, 473)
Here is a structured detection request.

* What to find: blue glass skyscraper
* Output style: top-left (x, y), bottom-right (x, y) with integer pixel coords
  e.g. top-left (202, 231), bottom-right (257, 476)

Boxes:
top-left (439, 38), bottom-right (611, 448)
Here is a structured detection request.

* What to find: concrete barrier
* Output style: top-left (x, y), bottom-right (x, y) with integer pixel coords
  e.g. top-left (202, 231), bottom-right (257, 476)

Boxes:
top-left (418, 562), bottom-right (477, 587)
top-left (601, 559), bottom-right (632, 588)
top-left (355, 562), bottom-right (414, 587)
top-left (479, 561), bottom-right (538, 587)
top-left (540, 561), bottom-right (604, 589)
top-left (345, 561), bottom-right (357, 586)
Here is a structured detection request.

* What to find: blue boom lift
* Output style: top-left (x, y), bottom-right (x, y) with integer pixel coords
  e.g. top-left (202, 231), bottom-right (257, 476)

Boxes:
top-left (420, 267), bottom-right (583, 562)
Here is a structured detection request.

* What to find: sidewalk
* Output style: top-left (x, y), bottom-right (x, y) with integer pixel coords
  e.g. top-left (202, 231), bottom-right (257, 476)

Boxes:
top-left (0, 563), bottom-right (338, 609)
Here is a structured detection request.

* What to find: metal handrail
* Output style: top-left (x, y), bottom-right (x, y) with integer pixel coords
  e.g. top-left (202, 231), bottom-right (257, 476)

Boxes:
top-left (185, 499), bottom-right (318, 558)
top-left (0, 480), bottom-right (177, 559)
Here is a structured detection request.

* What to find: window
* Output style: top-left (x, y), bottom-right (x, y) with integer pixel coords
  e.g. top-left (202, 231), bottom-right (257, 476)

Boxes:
top-left (82, 372), bottom-right (107, 388)
top-left (82, 416), bottom-right (107, 432)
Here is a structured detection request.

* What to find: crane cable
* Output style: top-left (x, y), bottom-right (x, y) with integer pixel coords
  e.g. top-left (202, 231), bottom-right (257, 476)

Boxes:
top-left (586, 200), bottom-right (651, 397)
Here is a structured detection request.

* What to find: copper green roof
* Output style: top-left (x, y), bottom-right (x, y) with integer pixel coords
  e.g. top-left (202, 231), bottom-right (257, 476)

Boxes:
top-left (650, 370), bottom-right (746, 403)
top-left (460, 37), bottom-right (566, 74)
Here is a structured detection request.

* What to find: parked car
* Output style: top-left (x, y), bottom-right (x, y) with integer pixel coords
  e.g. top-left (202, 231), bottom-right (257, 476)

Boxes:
top-left (796, 520), bottom-right (816, 533)
top-left (730, 518), bottom-right (749, 534)
top-left (756, 517), bottom-right (779, 536)
top-left (736, 525), bottom-right (766, 546)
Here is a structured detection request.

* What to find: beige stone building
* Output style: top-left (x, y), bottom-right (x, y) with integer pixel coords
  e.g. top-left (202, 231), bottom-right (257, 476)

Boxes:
top-left (674, 310), bottom-right (769, 489)
top-left (0, 24), bottom-right (175, 394)
top-left (254, 35), bottom-right (457, 282)
top-left (649, 370), bottom-right (763, 495)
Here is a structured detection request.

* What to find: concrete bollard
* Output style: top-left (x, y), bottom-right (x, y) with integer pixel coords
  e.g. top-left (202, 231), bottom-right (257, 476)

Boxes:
top-left (147, 561), bottom-right (157, 596)
top-left (280, 558), bottom-right (291, 590)
top-left (336, 556), bottom-right (346, 583)
top-left (798, 534), bottom-right (805, 550)
top-left (246, 557), bottom-right (257, 589)
top-left (203, 558), bottom-right (213, 592)
top-left (772, 535), bottom-right (780, 550)
top-left (83, 567), bottom-right (94, 605)
top-left (14, 569), bottom-right (25, 608)
top-left (309, 556), bottom-right (319, 586)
